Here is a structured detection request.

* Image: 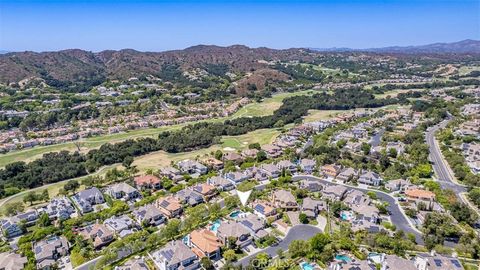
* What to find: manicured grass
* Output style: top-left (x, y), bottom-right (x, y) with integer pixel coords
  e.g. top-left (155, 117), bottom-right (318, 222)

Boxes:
top-left (303, 110), bottom-right (346, 122)
top-left (132, 145), bottom-right (223, 172)
top-left (221, 128), bottom-right (281, 150)
top-left (0, 91), bottom-right (314, 168)
top-left (231, 90), bottom-right (316, 118)
top-left (132, 127), bottom-right (282, 172)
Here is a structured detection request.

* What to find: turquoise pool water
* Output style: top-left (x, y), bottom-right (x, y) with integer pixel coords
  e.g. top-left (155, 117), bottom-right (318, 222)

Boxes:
top-left (335, 254), bottom-right (352, 262)
top-left (210, 220), bottom-right (221, 232)
top-left (229, 211), bottom-right (240, 218)
top-left (300, 262), bottom-right (314, 270)
top-left (341, 212), bottom-right (348, 220)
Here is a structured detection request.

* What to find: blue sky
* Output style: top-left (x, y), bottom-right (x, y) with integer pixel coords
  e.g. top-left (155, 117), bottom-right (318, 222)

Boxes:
top-left (0, 0), bottom-right (478, 52)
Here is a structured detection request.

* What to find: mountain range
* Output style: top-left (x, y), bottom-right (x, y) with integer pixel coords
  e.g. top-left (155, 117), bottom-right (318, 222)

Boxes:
top-left (312, 39), bottom-right (480, 54)
top-left (0, 40), bottom-right (478, 91)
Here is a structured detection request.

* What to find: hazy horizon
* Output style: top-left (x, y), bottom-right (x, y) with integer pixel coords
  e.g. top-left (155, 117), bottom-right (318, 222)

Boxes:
top-left (1, 0), bottom-right (479, 52)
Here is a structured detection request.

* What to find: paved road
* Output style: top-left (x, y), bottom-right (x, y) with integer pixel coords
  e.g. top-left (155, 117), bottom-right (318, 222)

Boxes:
top-left (426, 119), bottom-right (467, 197)
top-left (293, 175), bottom-right (425, 245)
top-left (75, 256), bottom-right (102, 270)
top-left (236, 224), bottom-right (321, 267)
top-left (369, 129), bottom-right (385, 147)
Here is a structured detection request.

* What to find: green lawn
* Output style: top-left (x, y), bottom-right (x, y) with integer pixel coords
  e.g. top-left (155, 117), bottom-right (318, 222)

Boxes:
top-left (0, 90), bottom-right (315, 168)
top-left (231, 90), bottom-right (316, 118)
top-left (458, 66), bottom-right (480, 76)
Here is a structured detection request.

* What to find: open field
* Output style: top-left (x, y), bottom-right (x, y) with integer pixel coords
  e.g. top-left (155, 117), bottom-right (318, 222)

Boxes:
top-left (458, 66), bottom-right (480, 76)
top-left (132, 127), bottom-right (283, 171)
top-left (231, 90), bottom-right (316, 118)
top-left (221, 128), bottom-right (282, 149)
top-left (0, 91), bottom-right (316, 168)
top-left (303, 110), bottom-right (347, 122)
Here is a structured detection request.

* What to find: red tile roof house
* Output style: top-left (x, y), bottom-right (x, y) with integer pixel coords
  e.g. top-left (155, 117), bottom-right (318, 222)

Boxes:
top-left (189, 229), bottom-right (223, 261)
top-left (134, 175), bottom-right (162, 190)
top-left (405, 189), bottom-right (436, 211)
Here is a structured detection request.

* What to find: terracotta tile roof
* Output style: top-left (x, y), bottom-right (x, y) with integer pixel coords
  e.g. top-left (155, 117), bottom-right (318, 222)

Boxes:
top-left (190, 229), bottom-right (222, 255)
top-left (134, 175), bottom-right (161, 185)
top-left (405, 189), bottom-right (435, 200)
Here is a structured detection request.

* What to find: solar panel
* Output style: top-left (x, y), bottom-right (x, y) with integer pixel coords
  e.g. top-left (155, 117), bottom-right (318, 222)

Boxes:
top-left (451, 260), bottom-right (461, 268)
top-left (160, 201), bottom-right (170, 208)
top-left (254, 204), bottom-right (265, 213)
top-left (241, 220), bottom-right (253, 228)
top-left (434, 259), bottom-right (442, 267)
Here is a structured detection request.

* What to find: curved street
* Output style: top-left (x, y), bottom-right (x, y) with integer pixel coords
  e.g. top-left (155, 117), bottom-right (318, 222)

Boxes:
top-left (236, 224), bottom-right (322, 267)
top-left (292, 175), bottom-right (425, 245)
top-left (426, 118), bottom-right (467, 197)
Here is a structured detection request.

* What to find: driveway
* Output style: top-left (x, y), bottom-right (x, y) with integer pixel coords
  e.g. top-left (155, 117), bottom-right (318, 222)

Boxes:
top-left (236, 224), bottom-right (321, 267)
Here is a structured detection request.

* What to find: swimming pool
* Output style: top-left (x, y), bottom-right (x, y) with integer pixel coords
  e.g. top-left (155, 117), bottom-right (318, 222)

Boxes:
top-left (300, 262), bottom-right (314, 270)
top-left (335, 254), bottom-right (352, 262)
top-left (230, 211), bottom-right (240, 218)
top-left (340, 211), bottom-right (354, 221)
top-left (229, 210), bottom-right (247, 219)
top-left (210, 220), bottom-right (221, 232)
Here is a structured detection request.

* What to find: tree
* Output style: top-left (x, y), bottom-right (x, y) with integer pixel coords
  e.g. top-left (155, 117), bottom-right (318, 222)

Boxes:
top-left (214, 150), bottom-right (223, 160)
top-left (23, 191), bottom-right (37, 205)
top-left (449, 202), bottom-right (478, 226)
top-left (200, 257), bottom-right (214, 270)
top-left (249, 143), bottom-right (260, 150)
top-left (309, 233), bottom-right (331, 253)
top-left (122, 156), bottom-right (134, 168)
top-left (388, 148), bottom-right (398, 158)
top-left (161, 218), bottom-right (181, 240)
top-left (4, 202), bottom-right (24, 216)
top-left (41, 189), bottom-right (49, 202)
top-left (288, 239), bottom-right (308, 258)
top-left (299, 213), bottom-right (308, 224)
top-left (37, 213), bottom-right (51, 227)
top-left (336, 139), bottom-right (347, 149)
top-left (224, 249), bottom-right (236, 262)
top-left (361, 142), bottom-right (371, 155)
top-left (64, 180), bottom-right (80, 194)
top-left (256, 151), bottom-right (267, 162)
top-left (366, 191), bottom-right (377, 200)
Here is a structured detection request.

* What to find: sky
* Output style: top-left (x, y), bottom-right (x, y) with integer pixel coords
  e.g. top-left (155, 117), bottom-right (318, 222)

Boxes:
top-left (0, 0), bottom-right (479, 52)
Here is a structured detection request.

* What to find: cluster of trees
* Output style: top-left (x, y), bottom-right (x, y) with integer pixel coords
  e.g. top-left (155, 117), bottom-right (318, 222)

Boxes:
top-left (437, 125), bottom-right (480, 187)
top-left (0, 151), bottom-right (86, 196)
top-left (422, 212), bottom-right (460, 250)
top-left (22, 190), bottom-right (49, 206)
top-left (0, 89), bottom-right (401, 197)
